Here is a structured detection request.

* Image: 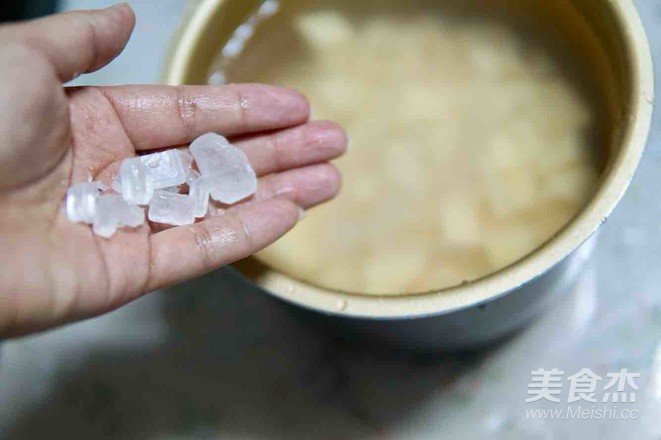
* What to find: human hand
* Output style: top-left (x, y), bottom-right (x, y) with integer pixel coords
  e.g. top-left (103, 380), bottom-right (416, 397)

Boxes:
top-left (0, 4), bottom-right (345, 336)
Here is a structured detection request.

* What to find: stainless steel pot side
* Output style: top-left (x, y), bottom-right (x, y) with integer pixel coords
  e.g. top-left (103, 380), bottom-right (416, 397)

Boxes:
top-left (164, 0), bottom-right (654, 350)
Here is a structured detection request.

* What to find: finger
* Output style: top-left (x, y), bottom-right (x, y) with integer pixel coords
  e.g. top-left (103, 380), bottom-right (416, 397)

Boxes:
top-left (100, 84), bottom-right (310, 150)
top-left (0, 4), bottom-right (135, 82)
top-left (233, 121), bottom-right (348, 176)
top-left (147, 197), bottom-right (301, 291)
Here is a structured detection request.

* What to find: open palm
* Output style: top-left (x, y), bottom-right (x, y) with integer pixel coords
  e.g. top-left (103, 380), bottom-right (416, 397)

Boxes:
top-left (0, 5), bottom-right (345, 336)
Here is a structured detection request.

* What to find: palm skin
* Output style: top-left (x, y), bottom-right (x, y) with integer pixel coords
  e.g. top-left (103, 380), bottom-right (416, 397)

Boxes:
top-left (0, 5), bottom-right (345, 336)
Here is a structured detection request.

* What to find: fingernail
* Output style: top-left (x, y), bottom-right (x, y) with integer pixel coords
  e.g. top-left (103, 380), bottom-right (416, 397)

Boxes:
top-left (298, 207), bottom-right (306, 221)
top-left (106, 2), bottom-right (129, 10)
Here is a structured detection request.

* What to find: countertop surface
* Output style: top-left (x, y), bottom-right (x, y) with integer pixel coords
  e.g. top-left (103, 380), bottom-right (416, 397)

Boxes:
top-left (1, 1), bottom-right (660, 439)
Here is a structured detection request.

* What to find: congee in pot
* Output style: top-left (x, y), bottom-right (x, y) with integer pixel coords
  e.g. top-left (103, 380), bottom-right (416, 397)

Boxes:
top-left (211, 0), bottom-right (605, 295)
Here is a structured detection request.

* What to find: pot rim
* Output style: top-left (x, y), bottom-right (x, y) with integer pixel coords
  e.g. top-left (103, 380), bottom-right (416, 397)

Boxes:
top-left (163, 0), bottom-right (654, 319)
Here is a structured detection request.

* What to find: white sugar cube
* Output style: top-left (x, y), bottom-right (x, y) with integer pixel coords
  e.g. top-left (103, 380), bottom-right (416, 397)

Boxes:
top-left (120, 158), bottom-right (153, 205)
top-left (148, 190), bottom-right (196, 226)
top-left (67, 139), bottom-right (257, 234)
top-left (93, 195), bottom-right (120, 238)
top-left (187, 169), bottom-right (201, 185)
top-left (93, 194), bottom-right (145, 238)
top-left (120, 202), bottom-right (146, 228)
top-left (139, 150), bottom-right (187, 189)
top-left (178, 149), bottom-right (194, 175)
top-left (65, 182), bottom-right (100, 224)
top-left (189, 173), bottom-right (210, 218)
top-left (111, 175), bottom-right (122, 193)
top-left (189, 132), bottom-right (257, 204)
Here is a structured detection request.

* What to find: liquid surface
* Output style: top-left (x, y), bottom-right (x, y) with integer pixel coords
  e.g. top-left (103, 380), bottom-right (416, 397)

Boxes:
top-left (215, 3), bottom-right (602, 295)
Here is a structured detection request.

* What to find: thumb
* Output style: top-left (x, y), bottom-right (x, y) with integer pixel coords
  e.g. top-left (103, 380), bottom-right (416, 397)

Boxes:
top-left (0, 4), bottom-right (135, 189)
top-left (0, 3), bottom-right (136, 82)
